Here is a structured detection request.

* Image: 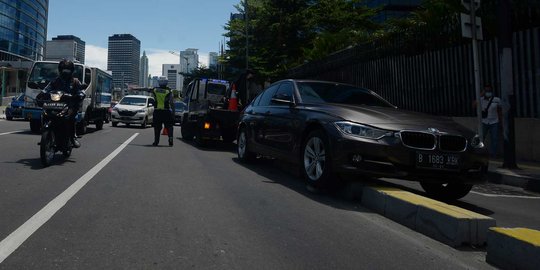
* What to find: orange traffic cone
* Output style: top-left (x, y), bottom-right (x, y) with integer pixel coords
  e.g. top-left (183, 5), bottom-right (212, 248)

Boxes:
top-left (161, 127), bottom-right (169, 136)
top-left (228, 84), bottom-right (238, 111)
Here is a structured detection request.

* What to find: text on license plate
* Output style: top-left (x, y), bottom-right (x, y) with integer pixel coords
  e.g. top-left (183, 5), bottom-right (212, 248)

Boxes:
top-left (416, 152), bottom-right (459, 169)
top-left (43, 102), bottom-right (64, 109)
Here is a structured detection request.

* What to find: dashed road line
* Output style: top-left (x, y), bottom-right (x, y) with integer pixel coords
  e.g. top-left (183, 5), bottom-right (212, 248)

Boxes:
top-left (0, 133), bottom-right (139, 264)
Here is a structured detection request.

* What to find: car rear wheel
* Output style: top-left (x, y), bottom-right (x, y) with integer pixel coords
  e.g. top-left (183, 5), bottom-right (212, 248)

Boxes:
top-left (181, 121), bottom-right (194, 140)
top-left (420, 182), bottom-right (473, 200)
top-left (301, 130), bottom-right (335, 189)
top-left (237, 128), bottom-right (256, 162)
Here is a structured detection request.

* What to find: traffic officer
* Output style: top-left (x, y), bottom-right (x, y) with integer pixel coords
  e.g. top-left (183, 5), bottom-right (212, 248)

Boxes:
top-left (151, 76), bottom-right (175, 146)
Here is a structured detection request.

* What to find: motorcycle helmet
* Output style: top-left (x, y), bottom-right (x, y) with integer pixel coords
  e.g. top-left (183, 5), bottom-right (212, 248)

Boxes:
top-left (58, 59), bottom-right (75, 80)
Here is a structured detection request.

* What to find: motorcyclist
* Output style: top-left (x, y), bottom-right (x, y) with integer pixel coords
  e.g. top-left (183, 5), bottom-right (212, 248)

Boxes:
top-left (151, 76), bottom-right (175, 146)
top-left (41, 59), bottom-right (85, 148)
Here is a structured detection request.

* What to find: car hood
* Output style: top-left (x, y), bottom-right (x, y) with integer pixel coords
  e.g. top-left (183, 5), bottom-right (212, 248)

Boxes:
top-left (114, 104), bottom-right (146, 111)
top-left (304, 103), bottom-right (474, 135)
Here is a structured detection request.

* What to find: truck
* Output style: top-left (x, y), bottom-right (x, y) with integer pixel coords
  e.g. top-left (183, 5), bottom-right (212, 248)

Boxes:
top-left (23, 61), bottom-right (113, 134)
top-left (181, 78), bottom-right (239, 146)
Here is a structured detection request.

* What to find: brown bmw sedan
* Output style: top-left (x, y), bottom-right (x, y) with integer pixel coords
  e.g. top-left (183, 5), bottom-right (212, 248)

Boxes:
top-left (237, 80), bottom-right (488, 200)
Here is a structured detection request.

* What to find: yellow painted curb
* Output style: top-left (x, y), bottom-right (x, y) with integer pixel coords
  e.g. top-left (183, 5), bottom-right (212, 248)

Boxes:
top-left (490, 227), bottom-right (540, 247)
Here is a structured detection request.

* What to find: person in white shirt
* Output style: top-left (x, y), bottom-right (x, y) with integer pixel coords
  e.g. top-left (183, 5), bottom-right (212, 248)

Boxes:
top-left (473, 84), bottom-right (503, 157)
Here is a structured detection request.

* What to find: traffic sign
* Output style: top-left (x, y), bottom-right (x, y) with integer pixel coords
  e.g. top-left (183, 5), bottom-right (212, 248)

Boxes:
top-left (461, 13), bottom-right (483, 40)
top-left (462, 0), bottom-right (480, 11)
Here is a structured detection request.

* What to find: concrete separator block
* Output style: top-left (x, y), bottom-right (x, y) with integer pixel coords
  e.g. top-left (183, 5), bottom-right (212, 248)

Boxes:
top-left (360, 185), bottom-right (496, 247)
top-left (487, 227), bottom-right (540, 270)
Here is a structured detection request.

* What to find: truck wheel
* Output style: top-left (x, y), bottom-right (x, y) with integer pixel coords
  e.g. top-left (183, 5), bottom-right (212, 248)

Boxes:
top-left (6, 115), bottom-right (13, 121)
top-left (95, 120), bottom-right (104, 130)
top-left (30, 119), bottom-right (41, 134)
top-left (420, 182), bottom-right (473, 201)
top-left (195, 128), bottom-right (207, 147)
top-left (181, 121), bottom-right (194, 140)
top-left (222, 129), bottom-right (236, 144)
top-left (77, 120), bottom-right (87, 135)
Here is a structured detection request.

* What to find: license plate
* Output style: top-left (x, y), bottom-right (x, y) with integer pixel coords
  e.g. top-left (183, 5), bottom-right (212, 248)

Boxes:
top-left (43, 102), bottom-right (65, 110)
top-left (416, 152), bottom-right (459, 170)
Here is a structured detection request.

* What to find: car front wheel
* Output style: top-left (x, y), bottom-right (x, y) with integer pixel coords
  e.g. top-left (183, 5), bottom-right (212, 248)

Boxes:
top-left (237, 128), bottom-right (256, 162)
top-left (420, 182), bottom-right (473, 200)
top-left (301, 130), bottom-right (335, 189)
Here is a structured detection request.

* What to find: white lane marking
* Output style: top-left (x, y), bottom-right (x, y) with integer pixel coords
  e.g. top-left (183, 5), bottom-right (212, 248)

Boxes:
top-left (0, 130), bottom-right (24, 136)
top-left (471, 191), bottom-right (540, 199)
top-left (0, 133), bottom-right (139, 263)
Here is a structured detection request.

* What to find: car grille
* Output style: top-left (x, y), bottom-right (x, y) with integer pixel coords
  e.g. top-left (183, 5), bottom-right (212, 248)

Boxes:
top-left (400, 132), bottom-right (436, 150)
top-left (439, 135), bottom-right (467, 152)
top-left (118, 110), bottom-right (137, 116)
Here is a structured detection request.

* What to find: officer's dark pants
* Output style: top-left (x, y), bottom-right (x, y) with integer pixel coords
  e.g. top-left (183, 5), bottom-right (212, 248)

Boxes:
top-left (153, 109), bottom-right (173, 143)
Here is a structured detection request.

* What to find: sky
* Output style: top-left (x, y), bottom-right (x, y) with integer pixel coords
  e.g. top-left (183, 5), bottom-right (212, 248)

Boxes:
top-left (47, 0), bottom-right (241, 77)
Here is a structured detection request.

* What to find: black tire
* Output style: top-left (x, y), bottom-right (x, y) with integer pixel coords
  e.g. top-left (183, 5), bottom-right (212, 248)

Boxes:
top-left (195, 127), bottom-right (207, 147)
top-left (420, 182), bottom-right (473, 201)
top-left (40, 130), bottom-right (55, 167)
top-left (95, 119), bottom-right (104, 130)
top-left (222, 129), bottom-right (236, 144)
top-left (30, 119), bottom-right (41, 134)
top-left (6, 115), bottom-right (13, 121)
top-left (112, 121), bottom-right (118, 127)
top-left (140, 117), bottom-right (147, 129)
top-left (300, 129), bottom-right (336, 189)
top-left (62, 147), bottom-right (72, 158)
top-left (125, 123), bottom-right (130, 127)
top-left (237, 127), bottom-right (256, 162)
top-left (77, 120), bottom-right (87, 135)
top-left (181, 121), bottom-right (194, 140)
top-left (105, 113), bottom-right (110, 123)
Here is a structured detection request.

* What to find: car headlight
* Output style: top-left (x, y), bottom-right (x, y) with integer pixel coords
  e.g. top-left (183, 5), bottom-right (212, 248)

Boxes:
top-left (51, 93), bottom-right (61, 101)
top-left (470, 134), bottom-right (485, 149)
top-left (334, 121), bottom-right (391, 139)
top-left (136, 109), bottom-right (146, 113)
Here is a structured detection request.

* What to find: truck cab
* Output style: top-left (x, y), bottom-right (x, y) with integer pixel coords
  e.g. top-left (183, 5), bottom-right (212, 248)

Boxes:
top-left (181, 78), bottom-right (239, 145)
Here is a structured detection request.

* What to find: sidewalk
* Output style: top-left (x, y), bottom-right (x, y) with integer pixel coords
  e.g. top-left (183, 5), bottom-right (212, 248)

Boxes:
top-left (0, 105), bottom-right (5, 119)
top-left (488, 159), bottom-right (540, 193)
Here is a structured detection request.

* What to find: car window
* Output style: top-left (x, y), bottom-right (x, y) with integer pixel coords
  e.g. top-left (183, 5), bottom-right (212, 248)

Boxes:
top-left (258, 84), bottom-right (280, 107)
top-left (119, 97), bottom-right (146, 106)
top-left (297, 82), bottom-right (393, 107)
top-left (250, 93), bottom-right (263, 107)
top-left (207, 83), bottom-right (226, 96)
top-left (270, 82), bottom-right (294, 106)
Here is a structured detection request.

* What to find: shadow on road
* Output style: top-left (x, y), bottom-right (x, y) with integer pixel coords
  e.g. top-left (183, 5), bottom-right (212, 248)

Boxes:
top-left (232, 157), bottom-right (371, 213)
top-left (177, 137), bottom-right (237, 154)
top-left (11, 156), bottom-right (76, 170)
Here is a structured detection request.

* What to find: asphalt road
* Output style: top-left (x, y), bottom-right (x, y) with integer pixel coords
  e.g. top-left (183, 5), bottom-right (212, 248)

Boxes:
top-left (0, 119), bottom-right (536, 269)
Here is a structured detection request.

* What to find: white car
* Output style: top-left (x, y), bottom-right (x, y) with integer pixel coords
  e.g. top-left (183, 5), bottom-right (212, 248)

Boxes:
top-left (111, 95), bottom-right (154, 128)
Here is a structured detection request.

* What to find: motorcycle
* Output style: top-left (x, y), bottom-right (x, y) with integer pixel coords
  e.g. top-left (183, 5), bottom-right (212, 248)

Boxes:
top-left (36, 90), bottom-right (81, 167)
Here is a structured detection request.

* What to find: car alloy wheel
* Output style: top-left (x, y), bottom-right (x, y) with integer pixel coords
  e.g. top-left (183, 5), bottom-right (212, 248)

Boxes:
top-left (237, 128), bottom-right (256, 162)
top-left (304, 136), bottom-right (326, 181)
top-left (238, 131), bottom-right (247, 158)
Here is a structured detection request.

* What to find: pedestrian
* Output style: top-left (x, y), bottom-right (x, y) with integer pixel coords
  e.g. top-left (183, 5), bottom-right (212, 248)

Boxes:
top-left (234, 69), bottom-right (255, 106)
top-left (151, 76), bottom-right (174, 147)
top-left (473, 84), bottom-right (503, 157)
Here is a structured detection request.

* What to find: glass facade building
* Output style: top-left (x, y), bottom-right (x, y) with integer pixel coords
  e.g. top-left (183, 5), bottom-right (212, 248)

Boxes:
top-left (364, 0), bottom-right (421, 23)
top-left (107, 34), bottom-right (141, 88)
top-left (0, 0), bottom-right (48, 61)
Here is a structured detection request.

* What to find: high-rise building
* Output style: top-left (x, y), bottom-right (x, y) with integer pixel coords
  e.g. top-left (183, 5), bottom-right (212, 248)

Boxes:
top-left (0, 0), bottom-right (49, 61)
top-left (46, 35), bottom-right (85, 63)
top-left (180, 48), bottom-right (198, 74)
top-left (162, 64), bottom-right (182, 90)
top-left (107, 34), bottom-right (141, 88)
top-left (150, 76), bottom-right (159, 88)
top-left (140, 51), bottom-right (149, 87)
top-left (209, 52), bottom-right (218, 70)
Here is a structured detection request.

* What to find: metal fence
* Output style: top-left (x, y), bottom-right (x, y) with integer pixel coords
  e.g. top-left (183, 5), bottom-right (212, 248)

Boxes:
top-left (289, 27), bottom-right (540, 118)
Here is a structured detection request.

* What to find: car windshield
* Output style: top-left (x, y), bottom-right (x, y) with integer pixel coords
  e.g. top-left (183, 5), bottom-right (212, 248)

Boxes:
top-left (175, 102), bottom-right (185, 110)
top-left (297, 82), bottom-right (394, 107)
top-left (100, 95), bottom-right (111, 104)
top-left (207, 83), bottom-right (227, 96)
top-left (119, 97), bottom-right (146, 106)
top-left (28, 62), bottom-right (84, 89)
